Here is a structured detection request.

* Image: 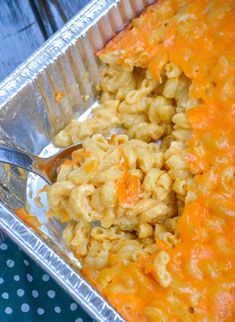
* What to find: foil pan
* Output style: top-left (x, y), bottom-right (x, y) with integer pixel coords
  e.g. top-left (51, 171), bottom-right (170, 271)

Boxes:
top-left (0, 0), bottom-right (155, 320)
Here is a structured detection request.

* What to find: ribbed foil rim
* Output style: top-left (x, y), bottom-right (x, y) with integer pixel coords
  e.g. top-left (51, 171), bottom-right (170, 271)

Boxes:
top-left (0, 0), bottom-right (119, 108)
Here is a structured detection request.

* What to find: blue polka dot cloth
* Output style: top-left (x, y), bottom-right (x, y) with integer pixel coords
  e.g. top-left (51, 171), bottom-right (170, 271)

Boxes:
top-left (0, 236), bottom-right (94, 322)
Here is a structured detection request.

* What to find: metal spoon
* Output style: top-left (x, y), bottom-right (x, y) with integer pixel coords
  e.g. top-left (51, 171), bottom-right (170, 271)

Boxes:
top-left (0, 143), bottom-right (83, 184)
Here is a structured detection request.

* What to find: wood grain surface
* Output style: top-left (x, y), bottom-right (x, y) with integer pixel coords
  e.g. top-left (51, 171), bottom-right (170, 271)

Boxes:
top-left (0, 0), bottom-right (90, 81)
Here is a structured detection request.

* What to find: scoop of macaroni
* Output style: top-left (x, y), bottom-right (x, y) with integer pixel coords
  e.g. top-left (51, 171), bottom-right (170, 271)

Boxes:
top-left (48, 131), bottom-right (184, 271)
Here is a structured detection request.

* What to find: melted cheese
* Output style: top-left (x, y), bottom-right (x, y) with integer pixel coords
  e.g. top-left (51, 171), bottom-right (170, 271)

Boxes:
top-left (92, 1), bottom-right (235, 320)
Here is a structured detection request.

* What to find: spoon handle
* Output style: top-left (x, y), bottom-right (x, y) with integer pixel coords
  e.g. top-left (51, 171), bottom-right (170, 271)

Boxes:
top-left (0, 145), bottom-right (48, 182)
top-left (0, 145), bottom-right (35, 170)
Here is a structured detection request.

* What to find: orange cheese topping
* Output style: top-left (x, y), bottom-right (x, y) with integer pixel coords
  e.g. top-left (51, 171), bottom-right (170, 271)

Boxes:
top-left (71, 149), bottom-right (91, 164)
top-left (94, 0), bottom-right (235, 321)
top-left (116, 171), bottom-right (140, 206)
top-left (116, 147), bottom-right (140, 206)
top-left (55, 91), bottom-right (65, 103)
top-left (84, 159), bottom-right (98, 174)
top-left (15, 208), bottom-right (41, 231)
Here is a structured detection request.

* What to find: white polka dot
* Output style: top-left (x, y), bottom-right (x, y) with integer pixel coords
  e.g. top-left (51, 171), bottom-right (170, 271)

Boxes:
top-left (75, 319), bottom-right (83, 322)
top-left (47, 290), bottom-right (56, 299)
top-left (0, 243), bottom-right (8, 251)
top-left (54, 306), bottom-right (61, 313)
top-left (13, 275), bottom-right (20, 282)
top-left (32, 290), bottom-right (39, 298)
top-left (27, 274), bottom-right (33, 282)
top-left (6, 259), bottom-right (15, 268)
top-left (42, 274), bottom-right (50, 282)
top-left (5, 307), bottom-right (12, 314)
top-left (17, 289), bottom-right (25, 297)
top-left (21, 303), bottom-right (30, 313)
top-left (23, 259), bottom-right (29, 266)
top-left (2, 292), bottom-right (9, 299)
top-left (0, 277), bottom-right (4, 284)
top-left (37, 308), bottom-right (44, 315)
top-left (70, 303), bottom-right (77, 311)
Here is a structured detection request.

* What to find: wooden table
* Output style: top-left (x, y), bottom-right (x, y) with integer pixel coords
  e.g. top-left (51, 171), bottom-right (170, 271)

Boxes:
top-left (0, 0), bottom-right (90, 81)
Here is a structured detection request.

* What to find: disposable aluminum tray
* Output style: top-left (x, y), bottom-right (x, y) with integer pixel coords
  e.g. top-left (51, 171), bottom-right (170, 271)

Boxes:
top-left (0, 0), bottom-right (154, 321)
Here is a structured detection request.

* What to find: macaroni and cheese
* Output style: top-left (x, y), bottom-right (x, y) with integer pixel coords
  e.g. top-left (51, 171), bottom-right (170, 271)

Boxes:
top-left (47, 0), bottom-right (235, 321)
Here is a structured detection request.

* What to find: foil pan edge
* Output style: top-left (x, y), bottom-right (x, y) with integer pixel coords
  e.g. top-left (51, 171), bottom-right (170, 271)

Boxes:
top-left (0, 204), bottom-right (124, 322)
top-left (0, 0), bottom-right (119, 108)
